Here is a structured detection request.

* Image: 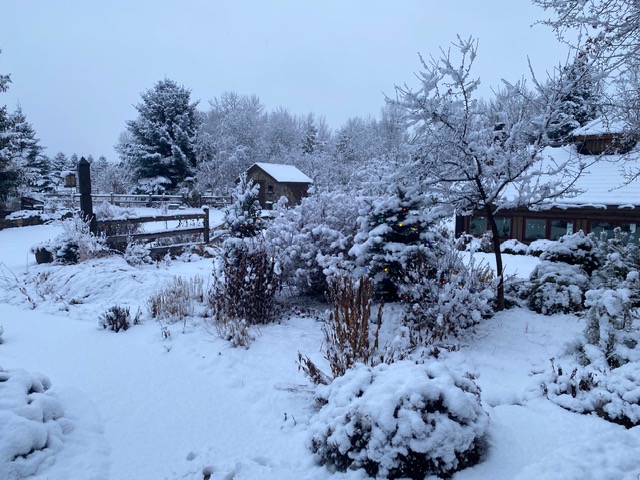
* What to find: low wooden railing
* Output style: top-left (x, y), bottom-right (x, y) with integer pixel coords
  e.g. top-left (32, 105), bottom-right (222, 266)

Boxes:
top-left (44, 193), bottom-right (231, 208)
top-left (98, 208), bottom-right (211, 258)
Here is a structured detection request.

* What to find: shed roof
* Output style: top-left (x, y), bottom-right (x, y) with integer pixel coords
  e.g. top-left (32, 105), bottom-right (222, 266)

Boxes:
top-left (250, 163), bottom-right (313, 184)
top-left (572, 118), bottom-right (627, 137)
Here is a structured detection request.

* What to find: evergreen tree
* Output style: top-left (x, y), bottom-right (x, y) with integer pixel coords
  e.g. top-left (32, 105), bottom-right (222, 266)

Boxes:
top-left (351, 187), bottom-right (447, 300)
top-left (116, 78), bottom-right (202, 193)
top-left (547, 56), bottom-right (600, 142)
top-left (223, 174), bottom-right (263, 238)
top-left (8, 106), bottom-right (48, 191)
top-left (0, 51), bottom-right (20, 199)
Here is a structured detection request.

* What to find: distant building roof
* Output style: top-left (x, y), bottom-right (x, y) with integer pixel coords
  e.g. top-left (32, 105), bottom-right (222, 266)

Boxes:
top-left (572, 118), bottom-right (627, 137)
top-left (250, 163), bottom-right (313, 184)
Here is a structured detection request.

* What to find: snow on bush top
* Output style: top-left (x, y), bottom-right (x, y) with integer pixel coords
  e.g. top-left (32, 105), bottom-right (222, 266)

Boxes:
top-left (0, 366), bottom-right (70, 479)
top-left (309, 360), bottom-right (489, 478)
top-left (539, 231), bottom-right (599, 273)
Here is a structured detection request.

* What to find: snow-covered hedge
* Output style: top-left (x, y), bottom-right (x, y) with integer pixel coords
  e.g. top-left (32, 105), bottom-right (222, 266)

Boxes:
top-left (500, 239), bottom-right (528, 255)
top-left (528, 260), bottom-right (588, 315)
top-left (308, 361), bottom-right (489, 479)
top-left (539, 231), bottom-right (599, 274)
top-left (0, 367), bottom-right (70, 479)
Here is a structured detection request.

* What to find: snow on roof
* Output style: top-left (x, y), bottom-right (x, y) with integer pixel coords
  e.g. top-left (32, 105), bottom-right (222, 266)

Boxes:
top-left (530, 146), bottom-right (640, 208)
top-left (572, 118), bottom-right (627, 137)
top-left (251, 162), bottom-right (313, 183)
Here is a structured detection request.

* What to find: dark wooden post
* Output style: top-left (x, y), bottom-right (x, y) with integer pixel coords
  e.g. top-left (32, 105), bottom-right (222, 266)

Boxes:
top-left (77, 157), bottom-right (97, 234)
top-left (203, 207), bottom-right (210, 243)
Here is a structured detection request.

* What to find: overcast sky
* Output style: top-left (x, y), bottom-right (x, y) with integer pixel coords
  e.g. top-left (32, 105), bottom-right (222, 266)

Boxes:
top-left (1, 1), bottom-right (569, 160)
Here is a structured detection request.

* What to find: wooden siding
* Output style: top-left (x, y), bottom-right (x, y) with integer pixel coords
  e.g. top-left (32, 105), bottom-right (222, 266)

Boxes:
top-left (245, 165), bottom-right (310, 208)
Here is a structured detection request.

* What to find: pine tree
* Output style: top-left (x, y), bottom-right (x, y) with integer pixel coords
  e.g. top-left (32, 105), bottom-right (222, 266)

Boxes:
top-left (115, 78), bottom-right (202, 193)
top-left (8, 106), bottom-right (48, 191)
top-left (352, 187), bottom-right (447, 300)
top-left (224, 174), bottom-right (264, 238)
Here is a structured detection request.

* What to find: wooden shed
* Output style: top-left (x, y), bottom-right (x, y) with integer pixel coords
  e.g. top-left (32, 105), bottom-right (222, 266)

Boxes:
top-left (243, 163), bottom-right (313, 209)
top-left (572, 118), bottom-right (636, 155)
top-left (456, 146), bottom-right (640, 244)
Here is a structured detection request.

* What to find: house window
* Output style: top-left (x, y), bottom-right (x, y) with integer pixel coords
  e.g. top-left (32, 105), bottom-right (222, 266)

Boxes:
top-left (524, 218), bottom-right (547, 240)
top-left (550, 220), bottom-right (573, 240)
top-left (469, 216), bottom-right (487, 236)
top-left (496, 217), bottom-right (511, 238)
top-left (620, 223), bottom-right (639, 243)
top-left (591, 221), bottom-right (615, 239)
top-left (267, 185), bottom-right (274, 194)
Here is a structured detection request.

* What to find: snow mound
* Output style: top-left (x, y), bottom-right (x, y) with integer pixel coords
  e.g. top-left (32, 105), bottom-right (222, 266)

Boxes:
top-left (0, 367), bottom-right (71, 479)
top-left (308, 360), bottom-right (489, 479)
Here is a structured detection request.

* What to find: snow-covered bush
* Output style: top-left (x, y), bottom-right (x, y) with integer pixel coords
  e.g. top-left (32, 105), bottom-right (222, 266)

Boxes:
top-left (543, 286), bottom-right (640, 427)
top-left (147, 276), bottom-right (205, 324)
top-left (308, 361), bottom-right (489, 479)
top-left (528, 260), bottom-right (589, 314)
top-left (398, 249), bottom-right (495, 344)
top-left (99, 305), bottom-right (141, 333)
top-left (539, 231), bottom-right (599, 274)
top-left (500, 239), bottom-right (528, 255)
top-left (30, 214), bottom-right (107, 264)
top-left (264, 190), bottom-right (361, 296)
top-left (0, 367), bottom-right (71, 479)
top-left (526, 239), bottom-right (555, 257)
top-left (209, 237), bottom-right (279, 335)
top-left (590, 228), bottom-right (640, 289)
top-left (123, 242), bottom-right (152, 266)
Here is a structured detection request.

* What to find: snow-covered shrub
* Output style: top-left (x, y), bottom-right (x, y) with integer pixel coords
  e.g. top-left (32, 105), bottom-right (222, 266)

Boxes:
top-left (528, 260), bottom-right (589, 315)
top-left (398, 248), bottom-right (495, 344)
top-left (209, 237), bottom-right (279, 331)
top-left (123, 242), bottom-right (153, 266)
top-left (264, 190), bottom-right (360, 296)
top-left (308, 361), bottom-right (489, 479)
top-left (99, 305), bottom-right (140, 332)
top-left (526, 239), bottom-right (555, 257)
top-left (0, 367), bottom-right (70, 479)
top-left (590, 228), bottom-right (640, 289)
top-left (478, 230), bottom-right (493, 253)
top-left (147, 276), bottom-right (205, 324)
top-left (543, 286), bottom-right (640, 427)
top-left (540, 231), bottom-right (599, 274)
top-left (500, 239), bottom-right (528, 255)
top-left (30, 214), bottom-right (107, 264)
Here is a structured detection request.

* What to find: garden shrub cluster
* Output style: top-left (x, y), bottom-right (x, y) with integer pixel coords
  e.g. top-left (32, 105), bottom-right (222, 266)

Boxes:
top-left (539, 229), bottom-right (640, 427)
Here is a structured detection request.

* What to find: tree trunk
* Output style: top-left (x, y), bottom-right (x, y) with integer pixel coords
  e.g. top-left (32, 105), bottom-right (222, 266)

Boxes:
top-left (485, 208), bottom-right (505, 311)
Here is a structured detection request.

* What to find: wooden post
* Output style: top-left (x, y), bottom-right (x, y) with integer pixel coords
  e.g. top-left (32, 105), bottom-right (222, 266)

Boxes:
top-left (77, 157), bottom-right (97, 234)
top-left (203, 207), bottom-right (210, 243)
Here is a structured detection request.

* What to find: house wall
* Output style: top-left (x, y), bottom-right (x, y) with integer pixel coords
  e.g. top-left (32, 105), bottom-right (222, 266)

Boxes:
top-left (458, 206), bottom-right (640, 243)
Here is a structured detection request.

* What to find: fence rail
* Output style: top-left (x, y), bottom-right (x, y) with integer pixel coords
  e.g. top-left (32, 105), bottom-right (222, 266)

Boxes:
top-left (98, 208), bottom-right (210, 258)
top-left (43, 193), bottom-right (231, 208)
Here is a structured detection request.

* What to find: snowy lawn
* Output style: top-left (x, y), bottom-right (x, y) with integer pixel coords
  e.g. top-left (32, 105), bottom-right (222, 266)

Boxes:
top-left (1, 217), bottom-right (640, 479)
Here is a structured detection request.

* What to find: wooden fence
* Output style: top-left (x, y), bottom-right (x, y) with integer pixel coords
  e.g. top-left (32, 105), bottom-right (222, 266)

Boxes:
top-left (98, 208), bottom-right (211, 259)
top-left (44, 193), bottom-right (231, 208)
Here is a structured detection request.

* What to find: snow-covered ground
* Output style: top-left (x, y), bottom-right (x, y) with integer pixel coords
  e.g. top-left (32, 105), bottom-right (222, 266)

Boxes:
top-left (1, 214), bottom-right (639, 480)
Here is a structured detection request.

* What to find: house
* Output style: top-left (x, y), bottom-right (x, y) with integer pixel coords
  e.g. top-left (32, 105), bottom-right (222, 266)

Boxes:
top-left (243, 163), bottom-right (313, 209)
top-left (455, 145), bottom-right (640, 244)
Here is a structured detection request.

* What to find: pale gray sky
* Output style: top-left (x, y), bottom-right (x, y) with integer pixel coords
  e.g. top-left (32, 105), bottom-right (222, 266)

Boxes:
top-left (1, 0), bottom-right (568, 159)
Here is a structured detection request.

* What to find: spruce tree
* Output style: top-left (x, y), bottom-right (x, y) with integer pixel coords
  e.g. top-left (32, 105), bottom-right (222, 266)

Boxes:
top-left (116, 78), bottom-right (202, 193)
top-left (223, 174), bottom-right (263, 238)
